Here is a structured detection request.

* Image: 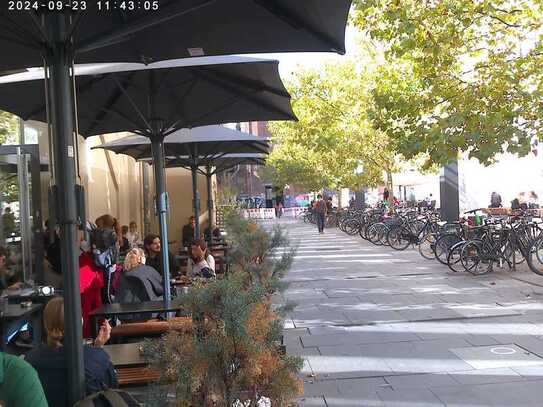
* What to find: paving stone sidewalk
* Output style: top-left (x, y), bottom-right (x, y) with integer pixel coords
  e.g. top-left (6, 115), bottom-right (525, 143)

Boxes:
top-left (272, 218), bottom-right (543, 407)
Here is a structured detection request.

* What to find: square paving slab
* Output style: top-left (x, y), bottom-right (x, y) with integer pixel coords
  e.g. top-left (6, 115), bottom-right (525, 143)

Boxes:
top-left (450, 343), bottom-right (543, 369)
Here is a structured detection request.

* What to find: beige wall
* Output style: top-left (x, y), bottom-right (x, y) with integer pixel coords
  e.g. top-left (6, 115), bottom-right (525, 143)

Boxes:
top-left (149, 166), bottom-right (212, 253)
top-left (82, 135), bottom-right (144, 229)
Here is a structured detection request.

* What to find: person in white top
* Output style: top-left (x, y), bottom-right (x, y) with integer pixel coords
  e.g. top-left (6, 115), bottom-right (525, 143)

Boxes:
top-left (126, 221), bottom-right (142, 248)
top-left (188, 238), bottom-right (215, 278)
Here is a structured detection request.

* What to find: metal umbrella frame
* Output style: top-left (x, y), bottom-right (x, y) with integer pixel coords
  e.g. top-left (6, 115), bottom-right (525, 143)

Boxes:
top-left (0, 3), bottom-right (351, 402)
top-left (92, 127), bottom-right (270, 239)
top-left (149, 152), bottom-right (268, 242)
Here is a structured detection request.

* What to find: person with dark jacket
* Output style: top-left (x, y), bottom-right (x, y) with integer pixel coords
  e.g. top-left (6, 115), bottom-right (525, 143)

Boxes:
top-left (313, 194), bottom-right (327, 234)
top-left (144, 233), bottom-right (179, 277)
top-left (25, 297), bottom-right (117, 407)
top-left (182, 216), bottom-right (196, 248)
top-left (117, 248), bottom-right (163, 321)
top-left (44, 220), bottom-right (61, 274)
top-left (489, 192), bottom-right (502, 208)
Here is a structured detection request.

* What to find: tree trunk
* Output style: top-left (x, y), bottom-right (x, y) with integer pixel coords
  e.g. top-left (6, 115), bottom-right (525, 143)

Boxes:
top-left (386, 171), bottom-right (394, 214)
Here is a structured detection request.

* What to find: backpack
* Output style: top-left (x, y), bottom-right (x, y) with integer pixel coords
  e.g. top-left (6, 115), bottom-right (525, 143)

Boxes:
top-left (74, 389), bottom-right (140, 407)
top-left (91, 228), bottom-right (120, 304)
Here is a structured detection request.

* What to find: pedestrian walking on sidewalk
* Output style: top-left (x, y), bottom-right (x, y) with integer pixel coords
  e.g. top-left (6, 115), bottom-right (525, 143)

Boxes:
top-left (314, 194), bottom-right (327, 234)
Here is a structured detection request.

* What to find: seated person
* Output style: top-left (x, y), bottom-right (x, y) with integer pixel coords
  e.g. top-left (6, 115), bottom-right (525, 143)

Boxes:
top-left (144, 234), bottom-right (179, 277)
top-left (117, 248), bottom-right (163, 320)
top-left (0, 246), bottom-right (22, 291)
top-left (25, 297), bottom-right (117, 407)
top-left (0, 351), bottom-right (47, 406)
top-left (188, 239), bottom-right (215, 279)
top-left (182, 216), bottom-right (196, 248)
top-left (204, 225), bottom-right (222, 242)
top-left (126, 221), bottom-right (142, 248)
top-left (117, 248), bottom-right (163, 321)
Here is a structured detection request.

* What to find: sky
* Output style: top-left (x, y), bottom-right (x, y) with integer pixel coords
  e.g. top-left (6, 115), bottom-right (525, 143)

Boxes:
top-left (243, 26), bottom-right (359, 79)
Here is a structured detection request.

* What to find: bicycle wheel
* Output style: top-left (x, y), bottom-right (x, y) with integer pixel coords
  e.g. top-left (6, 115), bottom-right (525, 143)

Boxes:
top-left (447, 241), bottom-right (466, 273)
top-left (344, 219), bottom-right (360, 236)
top-left (367, 224), bottom-right (384, 246)
top-left (503, 240), bottom-right (526, 265)
top-left (527, 237), bottom-right (543, 276)
top-left (435, 234), bottom-right (461, 265)
top-left (378, 224), bottom-right (391, 245)
top-left (388, 226), bottom-right (411, 251)
top-left (418, 232), bottom-right (436, 260)
top-left (461, 241), bottom-right (492, 275)
top-left (386, 225), bottom-right (401, 247)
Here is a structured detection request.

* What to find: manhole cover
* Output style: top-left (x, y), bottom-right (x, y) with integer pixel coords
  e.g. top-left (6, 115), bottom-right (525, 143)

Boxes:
top-left (450, 344), bottom-right (542, 369)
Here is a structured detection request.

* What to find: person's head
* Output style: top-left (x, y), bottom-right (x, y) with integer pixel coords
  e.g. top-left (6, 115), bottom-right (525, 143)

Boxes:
top-left (190, 238), bottom-right (208, 259)
top-left (0, 246), bottom-right (7, 268)
top-left (144, 233), bottom-right (161, 255)
top-left (188, 216), bottom-right (196, 228)
top-left (4, 207), bottom-right (11, 214)
top-left (124, 248), bottom-right (146, 271)
top-left (129, 221), bottom-right (137, 232)
top-left (317, 194), bottom-right (322, 200)
top-left (101, 215), bottom-right (115, 229)
top-left (43, 297), bottom-right (65, 348)
top-left (121, 225), bottom-right (129, 236)
top-left (531, 191), bottom-right (538, 199)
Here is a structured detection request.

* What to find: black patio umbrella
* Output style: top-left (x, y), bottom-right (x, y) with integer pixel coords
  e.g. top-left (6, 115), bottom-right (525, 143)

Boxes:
top-left (0, 2), bottom-right (351, 402)
top-left (92, 126), bottom-right (270, 239)
top-left (1, 2), bottom-right (352, 71)
top-left (0, 56), bottom-right (288, 309)
top-left (164, 153), bottom-right (268, 242)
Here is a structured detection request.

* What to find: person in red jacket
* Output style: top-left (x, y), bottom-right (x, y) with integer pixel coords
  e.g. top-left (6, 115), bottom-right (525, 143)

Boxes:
top-left (79, 239), bottom-right (104, 338)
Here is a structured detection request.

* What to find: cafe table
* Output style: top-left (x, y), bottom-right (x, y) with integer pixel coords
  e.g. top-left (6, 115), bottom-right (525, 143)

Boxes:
top-left (103, 342), bottom-right (147, 367)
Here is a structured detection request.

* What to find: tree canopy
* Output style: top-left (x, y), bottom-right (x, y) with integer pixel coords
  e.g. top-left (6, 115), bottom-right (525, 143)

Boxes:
top-left (353, 0), bottom-right (543, 167)
top-left (0, 111), bottom-right (18, 145)
top-left (267, 56), bottom-right (399, 191)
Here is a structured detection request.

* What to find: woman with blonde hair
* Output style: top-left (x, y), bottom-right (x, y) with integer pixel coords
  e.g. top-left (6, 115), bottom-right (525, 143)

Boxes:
top-left (117, 248), bottom-right (163, 320)
top-left (123, 247), bottom-right (146, 271)
top-left (25, 297), bottom-right (117, 406)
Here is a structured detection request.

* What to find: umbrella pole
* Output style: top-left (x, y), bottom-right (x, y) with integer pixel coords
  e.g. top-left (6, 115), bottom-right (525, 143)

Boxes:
top-left (151, 136), bottom-right (172, 307)
top-left (45, 13), bottom-right (85, 404)
top-left (206, 165), bottom-right (213, 245)
top-left (191, 163), bottom-right (201, 239)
